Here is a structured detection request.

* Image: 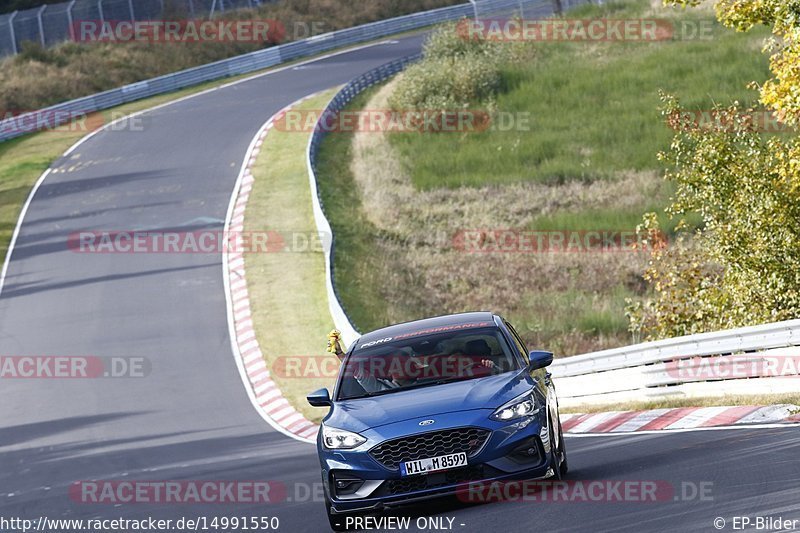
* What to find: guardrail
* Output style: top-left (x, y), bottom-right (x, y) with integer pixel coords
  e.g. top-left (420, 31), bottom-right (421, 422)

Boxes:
top-left (550, 319), bottom-right (800, 406)
top-left (303, 0), bottom-right (586, 346)
top-left (306, 54), bottom-right (422, 347)
top-left (0, 0), bottom-right (559, 144)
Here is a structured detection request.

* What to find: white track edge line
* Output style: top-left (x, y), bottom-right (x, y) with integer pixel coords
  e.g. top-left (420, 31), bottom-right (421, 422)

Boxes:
top-left (0, 38), bottom-right (402, 297)
top-left (223, 110), bottom-right (316, 445)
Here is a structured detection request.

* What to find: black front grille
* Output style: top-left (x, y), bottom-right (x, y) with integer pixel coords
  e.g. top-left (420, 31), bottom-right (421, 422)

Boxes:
top-left (369, 427), bottom-right (490, 470)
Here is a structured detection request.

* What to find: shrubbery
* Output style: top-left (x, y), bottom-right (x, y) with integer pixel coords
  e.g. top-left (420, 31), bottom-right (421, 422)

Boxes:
top-left (389, 22), bottom-right (531, 111)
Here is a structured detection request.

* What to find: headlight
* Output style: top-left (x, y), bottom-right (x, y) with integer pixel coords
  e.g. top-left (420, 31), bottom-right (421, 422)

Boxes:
top-left (491, 391), bottom-right (539, 421)
top-left (322, 426), bottom-right (367, 449)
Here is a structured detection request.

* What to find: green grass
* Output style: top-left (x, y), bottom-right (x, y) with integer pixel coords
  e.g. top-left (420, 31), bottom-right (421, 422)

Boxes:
top-left (315, 0), bottom-right (774, 356)
top-left (528, 194), bottom-right (704, 236)
top-left (244, 90), bottom-right (341, 425)
top-left (389, 2), bottom-right (771, 190)
top-left (517, 286), bottom-right (634, 348)
top-left (315, 89), bottom-right (402, 331)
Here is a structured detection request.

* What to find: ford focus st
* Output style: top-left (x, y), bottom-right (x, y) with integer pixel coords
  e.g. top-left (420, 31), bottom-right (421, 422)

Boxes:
top-left (307, 312), bottom-right (568, 531)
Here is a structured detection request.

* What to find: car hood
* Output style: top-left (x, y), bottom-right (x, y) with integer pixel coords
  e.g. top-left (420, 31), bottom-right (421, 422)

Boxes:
top-left (326, 370), bottom-right (533, 432)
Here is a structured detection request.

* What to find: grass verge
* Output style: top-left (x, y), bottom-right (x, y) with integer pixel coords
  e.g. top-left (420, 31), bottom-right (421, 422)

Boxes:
top-left (244, 89), bottom-right (340, 425)
top-left (390, 0), bottom-right (771, 190)
top-left (560, 394), bottom-right (800, 414)
top-left (316, 0), bottom-right (773, 355)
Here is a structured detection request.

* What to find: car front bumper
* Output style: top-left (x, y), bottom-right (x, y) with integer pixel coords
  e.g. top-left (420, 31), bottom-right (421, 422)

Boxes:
top-left (319, 412), bottom-right (554, 514)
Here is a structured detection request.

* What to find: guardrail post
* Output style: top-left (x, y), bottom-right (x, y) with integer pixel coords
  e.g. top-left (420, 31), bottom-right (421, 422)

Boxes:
top-left (468, 0), bottom-right (478, 21)
top-left (37, 5), bottom-right (47, 47)
top-left (98, 0), bottom-right (105, 24)
top-left (8, 11), bottom-right (18, 55)
top-left (66, 0), bottom-right (76, 41)
top-left (128, 0), bottom-right (135, 20)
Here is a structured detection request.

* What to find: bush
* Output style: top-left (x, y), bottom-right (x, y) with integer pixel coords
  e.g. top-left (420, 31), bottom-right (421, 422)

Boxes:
top-left (628, 96), bottom-right (800, 340)
top-left (389, 55), bottom-right (502, 111)
top-left (389, 22), bottom-right (530, 111)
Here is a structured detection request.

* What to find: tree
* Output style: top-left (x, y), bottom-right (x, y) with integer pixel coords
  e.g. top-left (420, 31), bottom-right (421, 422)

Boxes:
top-left (628, 1), bottom-right (800, 340)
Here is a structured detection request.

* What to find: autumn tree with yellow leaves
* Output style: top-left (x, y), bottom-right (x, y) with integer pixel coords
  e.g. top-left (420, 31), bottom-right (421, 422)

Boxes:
top-left (628, 0), bottom-right (800, 340)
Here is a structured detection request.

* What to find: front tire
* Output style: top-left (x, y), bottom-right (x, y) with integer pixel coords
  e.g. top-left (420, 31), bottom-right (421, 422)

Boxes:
top-left (556, 416), bottom-right (568, 477)
top-left (548, 416), bottom-right (568, 479)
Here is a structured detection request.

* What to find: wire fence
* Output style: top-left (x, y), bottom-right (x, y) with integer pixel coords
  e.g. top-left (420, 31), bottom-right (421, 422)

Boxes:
top-left (0, 0), bottom-right (604, 143)
top-left (0, 0), bottom-right (272, 57)
top-left (0, 0), bottom-right (598, 58)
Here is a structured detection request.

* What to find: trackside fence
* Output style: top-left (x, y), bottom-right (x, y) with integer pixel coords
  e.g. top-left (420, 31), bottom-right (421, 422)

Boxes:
top-left (0, 0), bottom-right (562, 143)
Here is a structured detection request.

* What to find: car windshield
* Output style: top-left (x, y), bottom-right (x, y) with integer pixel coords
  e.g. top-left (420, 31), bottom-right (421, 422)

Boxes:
top-left (337, 326), bottom-right (520, 400)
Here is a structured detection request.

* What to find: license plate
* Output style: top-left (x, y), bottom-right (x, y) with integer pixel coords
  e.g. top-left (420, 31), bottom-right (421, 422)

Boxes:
top-left (400, 452), bottom-right (467, 476)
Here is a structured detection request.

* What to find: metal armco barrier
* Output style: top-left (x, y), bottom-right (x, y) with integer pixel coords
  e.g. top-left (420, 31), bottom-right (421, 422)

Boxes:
top-left (550, 320), bottom-right (800, 406)
top-left (305, 54), bottom-right (422, 347)
top-left (0, 0), bottom-right (558, 143)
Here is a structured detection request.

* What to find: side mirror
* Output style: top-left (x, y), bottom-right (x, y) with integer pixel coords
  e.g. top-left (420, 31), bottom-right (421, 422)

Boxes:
top-left (528, 350), bottom-right (553, 370)
top-left (307, 388), bottom-right (332, 407)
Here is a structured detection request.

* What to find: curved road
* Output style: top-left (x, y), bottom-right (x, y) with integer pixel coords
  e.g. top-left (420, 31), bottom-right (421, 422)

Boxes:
top-left (1, 32), bottom-right (798, 533)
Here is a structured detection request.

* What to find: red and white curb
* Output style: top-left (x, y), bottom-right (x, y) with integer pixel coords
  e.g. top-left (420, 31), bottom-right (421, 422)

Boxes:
top-left (561, 404), bottom-right (800, 435)
top-left (224, 94), bottom-right (322, 444)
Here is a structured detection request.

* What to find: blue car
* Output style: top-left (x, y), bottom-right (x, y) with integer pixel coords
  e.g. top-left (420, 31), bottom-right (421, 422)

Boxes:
top-left (307, 312), bottom-right (568, 531)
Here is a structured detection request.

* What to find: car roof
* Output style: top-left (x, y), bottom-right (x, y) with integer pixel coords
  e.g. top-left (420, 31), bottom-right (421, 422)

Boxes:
top-left (353, 311), bottom-right (500, 348)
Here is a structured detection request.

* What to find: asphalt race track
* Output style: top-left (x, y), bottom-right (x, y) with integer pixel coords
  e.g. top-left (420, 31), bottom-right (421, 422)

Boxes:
top-left (1, 32), bottom-right (799, 533)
